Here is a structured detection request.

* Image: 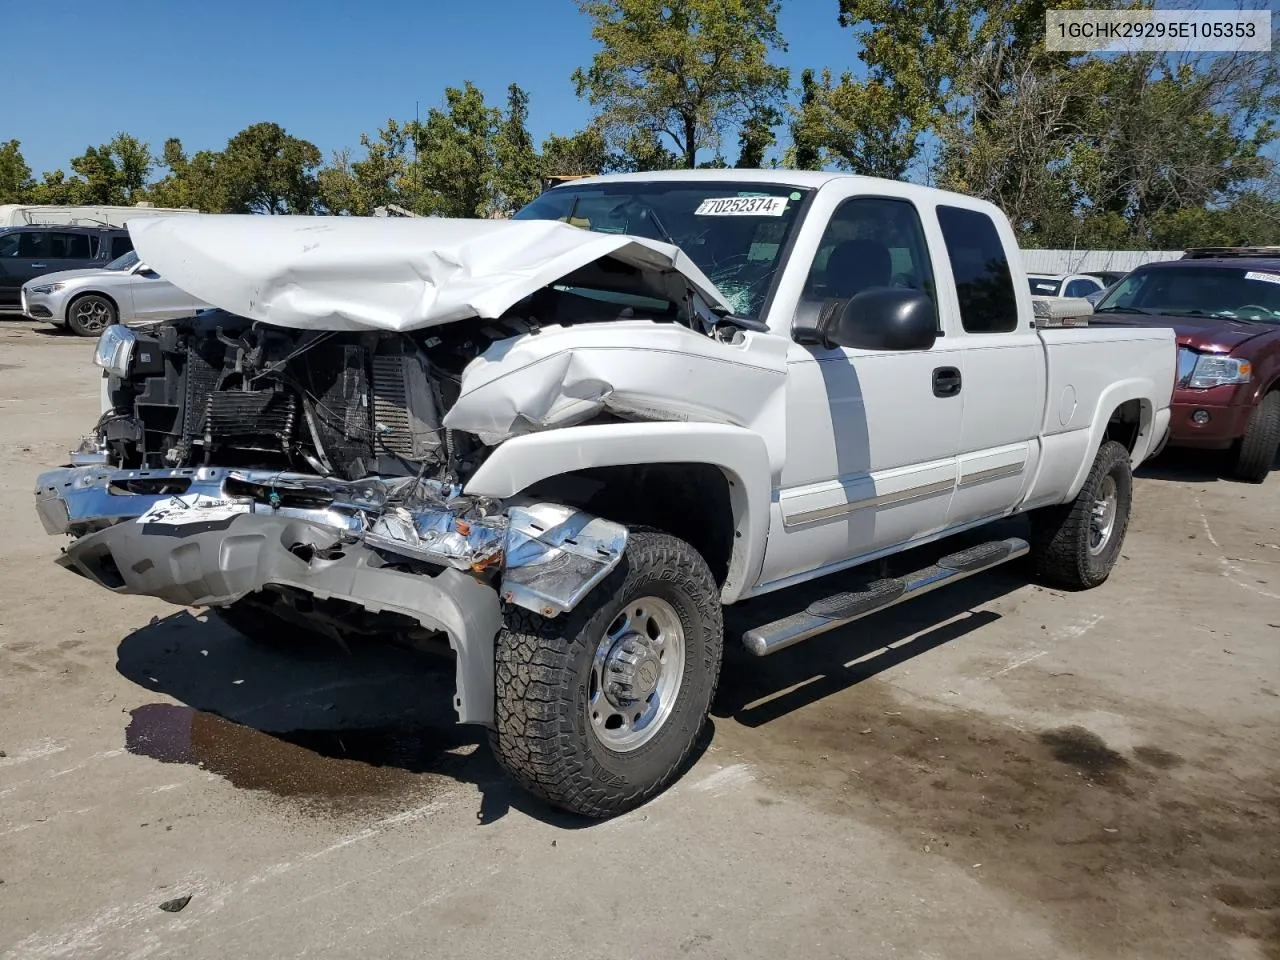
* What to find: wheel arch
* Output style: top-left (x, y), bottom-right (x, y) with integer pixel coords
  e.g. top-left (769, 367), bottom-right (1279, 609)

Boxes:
top-left (464, 422), bottom-right (773, 603)
top-left (1065, 381), bottom-right (1156, 499)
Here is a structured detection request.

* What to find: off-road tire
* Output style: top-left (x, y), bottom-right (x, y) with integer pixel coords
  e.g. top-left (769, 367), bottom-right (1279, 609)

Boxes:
top-left (66, 294), bottom-right (117, 337)
top-left (489, 530), bottom-right (724, 819)
top-left (1227, 390), bottom-right (1280, 484)
top-left (1030, 440), bottom-right (1133, 590)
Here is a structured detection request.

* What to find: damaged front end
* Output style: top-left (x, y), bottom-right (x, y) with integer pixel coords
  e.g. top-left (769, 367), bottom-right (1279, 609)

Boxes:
top-left (36, 464), bottom-right (626, 724)
top-left (38, 213), bottom-right (789, 727)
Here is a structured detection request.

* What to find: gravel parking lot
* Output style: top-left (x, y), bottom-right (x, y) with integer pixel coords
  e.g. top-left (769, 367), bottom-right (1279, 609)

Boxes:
top-left (1, 318), bottom-right (1277, 960)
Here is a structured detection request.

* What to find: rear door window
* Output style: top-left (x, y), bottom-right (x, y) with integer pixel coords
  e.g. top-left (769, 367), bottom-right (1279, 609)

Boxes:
top-left (110, 235), bottom-right (135, 258)
top-left (49, 232), bottom-right (92, 259)
top-left (936, 206), bottom-right (1019, 333)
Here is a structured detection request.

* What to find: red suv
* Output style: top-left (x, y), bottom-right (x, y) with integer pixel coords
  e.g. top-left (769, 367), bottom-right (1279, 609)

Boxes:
top-left (1091, 249), bottom-right (1280, 483)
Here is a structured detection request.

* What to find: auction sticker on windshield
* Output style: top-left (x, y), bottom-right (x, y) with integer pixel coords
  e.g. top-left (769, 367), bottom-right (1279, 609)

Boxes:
top-left (695, 196), bottom-right (788, 216)
top-left (1244, 271), bottom-right (1280, 285)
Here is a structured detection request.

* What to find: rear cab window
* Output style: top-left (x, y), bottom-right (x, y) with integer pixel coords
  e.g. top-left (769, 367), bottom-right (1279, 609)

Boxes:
top-left (936, 205), bottom-right (1019, 333)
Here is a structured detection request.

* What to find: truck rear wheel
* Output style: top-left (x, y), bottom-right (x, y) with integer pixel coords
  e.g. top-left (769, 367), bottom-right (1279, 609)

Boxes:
top-left (489, 530), bottom-right (723, 818)
top-left (1030, 439), bottom-right (1133, 590)
top-left (1227, 390), bottom-right (1280, 484)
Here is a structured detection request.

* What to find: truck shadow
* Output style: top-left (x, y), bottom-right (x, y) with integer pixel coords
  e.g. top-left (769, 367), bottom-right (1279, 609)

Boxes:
top-left (1135, 446), bottom-right (1280, 483)
top-left (1135, 448), bottom-right (1229, 484)
top-left (716, 569), bottom-right (1015, 728)
top-left (113, 613), bottom-right (643, 829)
top-left (714, 516), bottom-right (1033, 725)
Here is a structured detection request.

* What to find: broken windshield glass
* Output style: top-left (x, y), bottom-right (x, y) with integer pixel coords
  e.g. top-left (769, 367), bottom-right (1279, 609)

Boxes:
top-left (514, 181), bottom-right (811, 319)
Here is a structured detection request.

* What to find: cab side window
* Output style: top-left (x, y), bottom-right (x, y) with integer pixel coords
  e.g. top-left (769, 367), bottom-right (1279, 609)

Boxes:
top-left (936, 205), bottom-right (1018, 333)
top-left (799, 196), bottom-right (938, 329)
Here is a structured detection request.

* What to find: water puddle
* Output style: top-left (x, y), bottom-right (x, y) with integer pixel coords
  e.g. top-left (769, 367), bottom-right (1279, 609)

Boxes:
top-left (125, 703), bottom-right (477, 812)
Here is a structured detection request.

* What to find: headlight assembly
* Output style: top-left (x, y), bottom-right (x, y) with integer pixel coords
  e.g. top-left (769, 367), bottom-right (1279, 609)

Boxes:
top-left (29, 282), bottom-right (65, 295)
top-left (1177, 347), bottom-right (1251, 390)
top-left (93, 325), bottom-right (137, 378)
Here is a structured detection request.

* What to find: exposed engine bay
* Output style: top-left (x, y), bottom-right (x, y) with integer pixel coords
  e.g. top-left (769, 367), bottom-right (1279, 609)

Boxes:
top-left (100, 304), bottom-right (577, 483)
top-left (100, 309), bottom-right (483, 481)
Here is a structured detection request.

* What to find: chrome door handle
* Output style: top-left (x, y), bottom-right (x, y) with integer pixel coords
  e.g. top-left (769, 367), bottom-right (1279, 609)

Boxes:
top-left (30, 263), bottom-right (46, 269)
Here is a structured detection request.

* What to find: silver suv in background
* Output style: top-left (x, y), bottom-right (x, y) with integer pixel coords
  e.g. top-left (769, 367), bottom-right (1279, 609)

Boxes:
top-left (22, 250), bottom-right (208, 336)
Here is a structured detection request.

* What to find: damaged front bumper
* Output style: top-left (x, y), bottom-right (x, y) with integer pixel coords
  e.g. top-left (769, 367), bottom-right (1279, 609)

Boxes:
top-left (35, 465), bottom-right (628, 725)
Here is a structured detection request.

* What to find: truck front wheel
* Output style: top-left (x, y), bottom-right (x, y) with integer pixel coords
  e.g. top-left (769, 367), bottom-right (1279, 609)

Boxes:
top-left (1030, 439), bottom-right (1133, 590)
top-left (489, 530), bottom-right (724, 818)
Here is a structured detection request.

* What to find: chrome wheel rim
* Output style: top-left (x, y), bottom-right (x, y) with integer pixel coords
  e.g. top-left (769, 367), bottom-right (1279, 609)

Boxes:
top-left (1089, 475), bottom-right (1118, 555)
top-left (74, 299), bottom-right (111, 333)
top-left (588, 596), bottom-right (685, 752)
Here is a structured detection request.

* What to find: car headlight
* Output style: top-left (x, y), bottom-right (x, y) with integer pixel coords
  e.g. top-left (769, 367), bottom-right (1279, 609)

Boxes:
top-left (28, 282), bottom-right (65, 295)
top-left (1177, 347), bottom-right (1251, 389)
top-left (93, 325), bottom-right (137, 378)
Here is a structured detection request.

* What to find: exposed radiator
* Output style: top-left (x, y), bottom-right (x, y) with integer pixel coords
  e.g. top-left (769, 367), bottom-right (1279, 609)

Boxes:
top-left (370, 340), bottom-right (443, 462)
top-left (204, 390), bottom-right (298, 445)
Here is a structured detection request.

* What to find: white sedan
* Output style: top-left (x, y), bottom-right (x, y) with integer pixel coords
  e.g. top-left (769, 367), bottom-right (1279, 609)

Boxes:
top-left (21, 251), bottom-right (208, 336)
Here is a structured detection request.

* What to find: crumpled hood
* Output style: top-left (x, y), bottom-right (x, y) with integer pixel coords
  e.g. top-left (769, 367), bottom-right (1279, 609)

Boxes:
top-left (1092, 310), bottom-right (1276, 352)
top-left (23, 267), bottom-right (112, 287)
top-left (127, 214), bottom-right (733, 332)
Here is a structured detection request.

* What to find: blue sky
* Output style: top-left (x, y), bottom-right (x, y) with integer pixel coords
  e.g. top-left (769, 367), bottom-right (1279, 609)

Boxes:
top-left (3, 0), bottom-right (859, 177)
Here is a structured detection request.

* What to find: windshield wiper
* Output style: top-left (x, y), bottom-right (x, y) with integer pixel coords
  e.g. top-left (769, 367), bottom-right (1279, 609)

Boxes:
top-left (644, 207), bottom-right (679, 249)
top-left (1094, 305), bottom-right (1148, 314)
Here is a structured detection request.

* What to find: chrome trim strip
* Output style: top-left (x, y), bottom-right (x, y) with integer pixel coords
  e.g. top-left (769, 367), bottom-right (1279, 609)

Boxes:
top-left (957, 462), bottom-right (1025, 488)
top-left (783, 477), bottom-right (955, 528)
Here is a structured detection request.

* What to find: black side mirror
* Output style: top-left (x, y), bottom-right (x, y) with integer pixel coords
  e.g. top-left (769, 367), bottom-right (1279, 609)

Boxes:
top-left (818, 288), bottom-right (937, 351)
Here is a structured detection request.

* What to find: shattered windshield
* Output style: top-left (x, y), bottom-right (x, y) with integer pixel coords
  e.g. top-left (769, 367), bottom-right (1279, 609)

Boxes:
top-left (1095, 265), bottom-right (1280, 322)
top-left (513, 181), bottom-right (811, 319)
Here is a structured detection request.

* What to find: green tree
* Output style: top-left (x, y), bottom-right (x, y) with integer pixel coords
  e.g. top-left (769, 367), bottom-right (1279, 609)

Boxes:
top-left (0, 140), bottom-right (33, 203)
top-left (573, 0), bottom-right (789, 168)
top-left (495, 83), bottom-right (541, 213)
top-left (219, 122), bottom-right (322, 215)
top-left (1150, 192), bottom-right (1280, 249)
top-left (541, 127), bottom-right (611, 177)
top-left (735, 104), bottom-right (780, 168)
top-left (149, 138), bottom-right (232, 212)
top-left (786, 69), bottom-right (824, 171)
top-left (410, 82), bottom-right (503, 218)
top-left (612, 128), bottom-right (681, 172)
top-left (25, 170), bottom-right (92, 206)
top-left (318, 120), bottom-right (413, 215)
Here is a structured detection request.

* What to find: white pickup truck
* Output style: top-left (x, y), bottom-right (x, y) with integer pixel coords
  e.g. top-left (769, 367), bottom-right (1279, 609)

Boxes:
top-left (35, 171), bottom-right (1176, 817)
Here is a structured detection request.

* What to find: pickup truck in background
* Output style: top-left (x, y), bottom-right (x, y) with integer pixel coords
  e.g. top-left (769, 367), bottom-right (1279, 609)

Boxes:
top-left (1091, 247), bottom-right (1280, 482)
top-left (33, 171), bottom-right (1177, 817)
